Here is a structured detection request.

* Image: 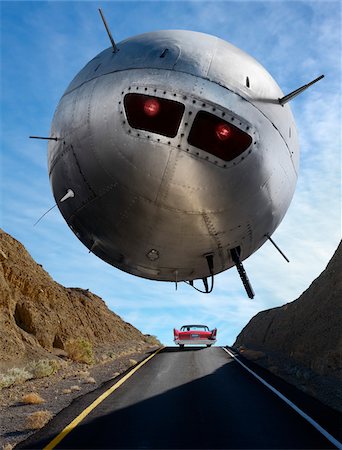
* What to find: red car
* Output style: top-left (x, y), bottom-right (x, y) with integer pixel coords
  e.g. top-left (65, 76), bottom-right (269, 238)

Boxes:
top-left (174, 324), bottom-right (217, 348)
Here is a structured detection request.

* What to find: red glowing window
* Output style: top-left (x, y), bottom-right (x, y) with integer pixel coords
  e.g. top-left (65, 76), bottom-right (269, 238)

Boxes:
top-left (143, 98), bottom-right (160, 116)
top-left (188, 111), bottom-right (252, 162)
top-left (124, 94), bottom-right (184, 138)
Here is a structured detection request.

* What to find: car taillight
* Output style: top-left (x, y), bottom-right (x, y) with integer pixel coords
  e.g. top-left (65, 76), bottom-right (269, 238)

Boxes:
top-left (188, 111), bottom-right (252, 162)
top-left (124, 93), bottom-right (185, 138)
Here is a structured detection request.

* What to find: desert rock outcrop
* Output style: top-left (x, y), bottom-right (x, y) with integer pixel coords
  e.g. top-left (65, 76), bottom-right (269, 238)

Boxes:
top-left (234, 242), bottom-right (341, 410)
top-left (0, 228), bottom-right (157, 368)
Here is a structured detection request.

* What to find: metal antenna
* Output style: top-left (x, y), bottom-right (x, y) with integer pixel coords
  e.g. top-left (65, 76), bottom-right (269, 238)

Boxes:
top-left (34, 204), bottom-right (57, 227)
top-left (175, 270), bottom-right (178, 291)
top-left (34, 190), bottom-right (74, 227)
top-left (278, 75), bottom-right (324, 105)
top-left (98, 8), bottom-right (118, 53)
top-left (29, 136), bottom-right (59, 141)
top-left (265, 234), bottom-right (289, 262)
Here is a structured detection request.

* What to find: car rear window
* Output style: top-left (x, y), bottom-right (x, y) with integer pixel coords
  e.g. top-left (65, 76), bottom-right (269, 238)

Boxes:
top-left (181, 325), bottom-right (209, 331)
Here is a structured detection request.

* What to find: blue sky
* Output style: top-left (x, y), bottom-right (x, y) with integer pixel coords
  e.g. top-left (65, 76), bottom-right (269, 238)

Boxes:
top-left (1, 1), bottom-right (341, 347)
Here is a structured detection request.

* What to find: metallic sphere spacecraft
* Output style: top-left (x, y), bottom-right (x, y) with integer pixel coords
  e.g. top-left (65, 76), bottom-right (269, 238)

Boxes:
top-left (43, 12), bottom-right (323, 298)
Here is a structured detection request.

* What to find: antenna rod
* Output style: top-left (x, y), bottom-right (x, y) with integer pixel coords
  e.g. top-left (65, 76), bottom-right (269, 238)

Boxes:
top-left (34, 204), bottom-right (57, 227)
top-left (265, 234), bottom-right (290, 262)
top-left (279, 74), bottom-right (324, 105)
top-left (98, 8), bottom-right (118, 53)
top-left (29, 136), bottom-right (59, 141)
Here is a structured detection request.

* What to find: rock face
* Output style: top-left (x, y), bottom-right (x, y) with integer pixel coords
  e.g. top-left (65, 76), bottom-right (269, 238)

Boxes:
top-left (234, 242), bottom-right (341, 410)
top-left (0, 229), bottom-right (157, 368)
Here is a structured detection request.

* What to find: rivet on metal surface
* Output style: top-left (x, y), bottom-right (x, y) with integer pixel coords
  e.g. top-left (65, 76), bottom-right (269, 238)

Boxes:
top-left (146, 249), bottom-right (159, 261)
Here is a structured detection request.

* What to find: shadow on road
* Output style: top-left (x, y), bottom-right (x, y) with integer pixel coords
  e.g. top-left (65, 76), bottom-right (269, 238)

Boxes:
top-left (18, 348), bottom-right (340, 450)
top-left (161, 346), bottom-right (206, 353)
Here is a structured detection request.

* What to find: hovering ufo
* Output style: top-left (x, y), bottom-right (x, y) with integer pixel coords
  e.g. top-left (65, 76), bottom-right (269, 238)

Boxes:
top-left (36, 10), bottom-right (323, 298)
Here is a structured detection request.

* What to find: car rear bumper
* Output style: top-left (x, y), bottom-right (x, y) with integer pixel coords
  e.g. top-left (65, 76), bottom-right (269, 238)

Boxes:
top-left (174, 339), bottom-right (216, 346)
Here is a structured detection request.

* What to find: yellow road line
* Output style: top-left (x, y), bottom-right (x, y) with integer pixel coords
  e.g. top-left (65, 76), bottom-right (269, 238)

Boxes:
top-left (44, 347), bottom-right (164, 450)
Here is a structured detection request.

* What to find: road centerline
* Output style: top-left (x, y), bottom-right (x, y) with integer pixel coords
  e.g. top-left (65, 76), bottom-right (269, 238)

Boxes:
top-left (43, 347), bottom-right (164, 450)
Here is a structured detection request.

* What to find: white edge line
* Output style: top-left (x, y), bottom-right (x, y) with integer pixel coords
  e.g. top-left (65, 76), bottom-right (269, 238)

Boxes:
top-left (222, 347), bottom-right (342, 450)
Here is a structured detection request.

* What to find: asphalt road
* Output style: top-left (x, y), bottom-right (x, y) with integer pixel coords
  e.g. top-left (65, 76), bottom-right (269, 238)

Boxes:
top-left (19, 347), bottom-right (339, 449)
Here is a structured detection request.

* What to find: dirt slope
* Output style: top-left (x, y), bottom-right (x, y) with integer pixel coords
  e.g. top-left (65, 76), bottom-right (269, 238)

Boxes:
top-left (234, 242), bottom-right (341, 410)
top-left (0, 228), bottom-right (158, 368)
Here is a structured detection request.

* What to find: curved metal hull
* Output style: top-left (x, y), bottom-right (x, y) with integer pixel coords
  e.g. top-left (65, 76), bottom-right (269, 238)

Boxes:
top-left (48, 30), bottom-right (299, 283)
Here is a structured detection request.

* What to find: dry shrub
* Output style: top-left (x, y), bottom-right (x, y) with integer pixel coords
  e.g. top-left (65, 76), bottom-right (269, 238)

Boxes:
top-left (26, 410), bottom-right (53, 430)
top-left (2, 443), bottom-right (14, 450)
top-left (27, 359), bottom-right (59, 378)
top-left (22, 392), bottom-right (44, 404)
top-left (241, 349), bottom-right (265, 361)
top-left (83, 377), bottom-right (96, 384)
top-left (144, 335), bottom-right (161, 346)
top-left (0, 359), bottom-right (60, 391)
top-left (65, 338), bottom-right (94, 365)
top-left (78, 370), bottom-right (90, 378)
top-left (70, 385), bottom-right (81, 391)
top-left (0, 368), bottom-right (32, 389)
top-left (129, 359), bottom-right (137, 367)
top-left (62, 388), bottom-right (71, 394)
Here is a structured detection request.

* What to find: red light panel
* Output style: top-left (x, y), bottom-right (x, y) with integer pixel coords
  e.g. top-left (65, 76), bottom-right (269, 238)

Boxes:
top-left (215, 123), bottom-right (232, 141)
top-left (144, 98), bottom-right (160, 117)
top-left (124, 94), bottom-right (184, 138)
top-left (188, 111), bottom-right (252, 162)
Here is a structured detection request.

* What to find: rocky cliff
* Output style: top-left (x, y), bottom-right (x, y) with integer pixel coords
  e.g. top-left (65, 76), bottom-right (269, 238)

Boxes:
top-left (0, 228), bottom-right (158, 368)
top-left (234, 242), bottom-right (341, 410)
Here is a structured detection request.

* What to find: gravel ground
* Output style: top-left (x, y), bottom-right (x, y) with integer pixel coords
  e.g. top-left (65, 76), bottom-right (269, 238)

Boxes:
top-left (0, 346), bottom-right (159, 450)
